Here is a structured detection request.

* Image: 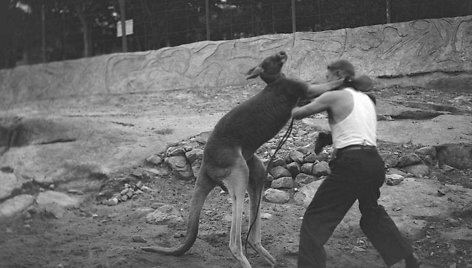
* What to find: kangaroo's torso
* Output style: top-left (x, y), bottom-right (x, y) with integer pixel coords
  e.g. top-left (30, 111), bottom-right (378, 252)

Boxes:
top-left (205, 78), bottom-right (308, 162)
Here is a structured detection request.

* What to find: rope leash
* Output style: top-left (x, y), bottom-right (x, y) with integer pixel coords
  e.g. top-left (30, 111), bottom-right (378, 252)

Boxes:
top-left (244, 118), bottom-right (295, 255)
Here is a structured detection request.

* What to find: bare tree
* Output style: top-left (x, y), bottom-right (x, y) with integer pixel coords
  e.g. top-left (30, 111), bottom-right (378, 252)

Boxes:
top-left (70, 0), bottom-right (92, 57)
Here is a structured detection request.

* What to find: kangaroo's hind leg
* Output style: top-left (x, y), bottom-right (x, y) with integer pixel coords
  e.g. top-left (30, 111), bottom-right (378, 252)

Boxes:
top-left (246, 155), bottom-right (276, 267)
top-left (220, 155), bottom-right (253, 268)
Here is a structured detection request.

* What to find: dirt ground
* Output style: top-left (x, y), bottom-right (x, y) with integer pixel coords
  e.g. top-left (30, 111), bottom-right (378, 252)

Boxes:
top-left (0, 83), bottom-right (471, 268)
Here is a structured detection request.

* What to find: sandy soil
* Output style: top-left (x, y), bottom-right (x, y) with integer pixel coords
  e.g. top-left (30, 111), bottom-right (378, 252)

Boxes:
top-left (0, 83), bottom-right (471, 268)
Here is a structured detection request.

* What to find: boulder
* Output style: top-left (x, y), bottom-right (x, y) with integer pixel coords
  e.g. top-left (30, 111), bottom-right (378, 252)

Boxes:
top-left (0, 172), bottom-right (24, 200)
top-left (0, 194), bottom-right (34, 219)
top-left (166, 146), bottom-right (186, 157)
top-left (396, 153), bottom-right (422, 168)
top-left (316, 151), bottom-right (331, 162)
top-left (271, 157), bottom-right (286, 167)
top-left (415, 146), bottom-right (437, 165)
top-left (436, 143), bottom-right (472, 169)
top-left (132, 207), bottom-right (155, 218)
top-left (382, 154), bottom-right (400, 168)
top-left (263, 189), bottom-right (290, 204)
top-left (286, 162), bottom-right (300, 177)
top-left (166, 155), bottom-right (194, 180)
top-left (415, 146), bottom-right (437, 158)
top-left (271, 177), bottom-right (295, 189)
top-left (269, 166), bottom-right (292, 179)
top-left (303, 153), bottom-right (318, 163)
top-left (385, 174), bottom-right (405, 186)
top-left (265, 174), bottom-right (274, 184)
top-left (192, 131), bottom-right (211, 145)
top-left (300, 163), bottom-right (314, 175)
top-left (36, 190), bottom-right (83, 208)
top-left (294, 179), bottom-right (325, 206)
top-left (403, 164), bottom-right (430, 178)
top-left (41, 162), bottom-right (109, 192)
top-left (387, 168), bottom-right (407, 177)
top-left (145, 155), bottom-right (163, 166)
top-left (295, 173), bottom-right (317, 185)
top-left (144, 167), bottom-right (170, 177)
top-left (191, 159), bottom-right (203, 179)
top-left (146, 204), bottom-right (184, 225)
top-left (312, 161), bottom-right (330, 177)
top-left (185, 148), bottom-right (203, 164)
top-left (296, 147), bottom-right (311, 155)
top-left (288, 150), bottom-right (305, 164)
top-left (3, 117), bottom-right (77, 147)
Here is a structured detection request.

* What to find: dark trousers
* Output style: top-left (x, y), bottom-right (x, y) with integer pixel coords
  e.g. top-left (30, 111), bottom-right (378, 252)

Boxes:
top-left (297, 149), bottom-right (413, 268)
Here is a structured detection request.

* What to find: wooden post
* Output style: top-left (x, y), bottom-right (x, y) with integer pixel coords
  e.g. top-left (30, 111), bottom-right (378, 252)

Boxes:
top-left (205, 0), bottom-right (210, 40)
top-left (251, 0), bottom-right (255, 35)
top-left (291, 0), bottom-right (296, 33)
top-left (385, 0), bottom-right (391, 23)
top-left (229, 0), bottom-right (233, 38)
top-left (118, 0), bottom-right (128, 52)
top-left (41, 1), bottom-right (46, 62)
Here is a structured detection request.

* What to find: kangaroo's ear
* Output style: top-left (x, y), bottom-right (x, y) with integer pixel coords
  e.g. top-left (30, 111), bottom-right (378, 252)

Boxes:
top-left (246, 66), bottom-right (264, 80)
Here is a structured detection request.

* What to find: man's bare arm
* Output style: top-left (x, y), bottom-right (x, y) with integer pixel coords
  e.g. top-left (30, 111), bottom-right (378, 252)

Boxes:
top-left (305, 79), bottom-right (344, 99)
top-left (292, 92), bottom-right (334, 119)
top-left (307, 74), bottom-right (373, 98)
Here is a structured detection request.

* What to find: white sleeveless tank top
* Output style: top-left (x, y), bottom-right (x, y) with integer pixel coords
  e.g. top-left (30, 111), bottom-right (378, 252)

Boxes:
top-left (330, 88), bottom-right (377, 149)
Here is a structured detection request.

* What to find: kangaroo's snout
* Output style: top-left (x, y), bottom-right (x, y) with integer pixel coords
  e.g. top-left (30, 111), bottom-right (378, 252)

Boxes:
top-left (246, 51), bottom-right (287, 82)
top-left (276, 51), bottom-right (287, 63)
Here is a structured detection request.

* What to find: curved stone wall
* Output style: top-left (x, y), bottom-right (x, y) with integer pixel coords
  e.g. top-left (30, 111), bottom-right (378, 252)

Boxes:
top-left (1, 15), bottom-right (471, 107)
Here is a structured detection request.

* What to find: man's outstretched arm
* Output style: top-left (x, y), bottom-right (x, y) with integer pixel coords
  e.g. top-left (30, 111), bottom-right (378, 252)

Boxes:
top-left (292, 92), bottom-right (333, 119)
top-left (305, 79), bottom-right (344, 99)
top-left (306, 74), bottom-right (373, 99)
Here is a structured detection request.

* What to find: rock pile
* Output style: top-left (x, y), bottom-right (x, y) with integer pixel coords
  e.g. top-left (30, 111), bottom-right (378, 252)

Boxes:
top-left (0, 162), bottom-right (108, 220)
top-left (101, 181), bottom-right (147, 206)
top-left (142, 129), bottom-right (461, 206)
top-left (2, 125), bottom-right (467, 219)
top-left (145, 133), bottom-right (208, 181)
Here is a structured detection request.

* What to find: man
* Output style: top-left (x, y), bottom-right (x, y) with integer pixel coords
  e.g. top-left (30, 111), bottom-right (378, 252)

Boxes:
top-left (291, 60), bottom-right (420, 268)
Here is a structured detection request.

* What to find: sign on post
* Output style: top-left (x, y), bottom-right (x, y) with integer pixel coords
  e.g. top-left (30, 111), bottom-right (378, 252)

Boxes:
top-left (117, 19), bottom-right (133, 37)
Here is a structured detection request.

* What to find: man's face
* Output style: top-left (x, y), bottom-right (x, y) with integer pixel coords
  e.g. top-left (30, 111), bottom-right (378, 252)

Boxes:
top-left (325, 70), bottom-right (339, 82)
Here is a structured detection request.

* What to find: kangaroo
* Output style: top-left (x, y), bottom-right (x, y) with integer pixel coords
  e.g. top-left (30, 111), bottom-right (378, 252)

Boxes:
top-left (142, 51), bottom-right (343, 268)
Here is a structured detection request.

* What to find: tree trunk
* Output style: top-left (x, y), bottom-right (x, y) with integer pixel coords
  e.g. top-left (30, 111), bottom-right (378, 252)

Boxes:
top-left (0, 1), bottom-right (18, 68)
top-left (41, 2), bottom-right (46, 62)
top-left (73, 0), bottom-right (91, 57)
top-left (140, 0), bottom-right (165, 50)
top-left (291, 0), bottom-right (296, 33)
top-left (205, 0), bottom-right (210, 40)
top-left (118, 0), bottom-right (127, 52)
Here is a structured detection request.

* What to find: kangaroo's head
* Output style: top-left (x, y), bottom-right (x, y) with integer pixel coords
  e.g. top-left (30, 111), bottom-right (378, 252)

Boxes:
top-left (246, 51), bottom-right (287, 84)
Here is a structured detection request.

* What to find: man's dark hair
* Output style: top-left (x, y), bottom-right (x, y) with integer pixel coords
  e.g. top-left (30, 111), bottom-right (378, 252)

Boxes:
top-left (327, 60), bottom-right (355, 78)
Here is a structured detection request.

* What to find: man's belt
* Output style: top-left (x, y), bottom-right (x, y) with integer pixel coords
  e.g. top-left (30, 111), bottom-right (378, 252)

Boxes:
top-left (336, 144), bottom-right (377, 154)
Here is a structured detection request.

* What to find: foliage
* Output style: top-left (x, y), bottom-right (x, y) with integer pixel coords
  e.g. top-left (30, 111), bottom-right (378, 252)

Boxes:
top-left (0, 0), bottom-right (470, 69)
